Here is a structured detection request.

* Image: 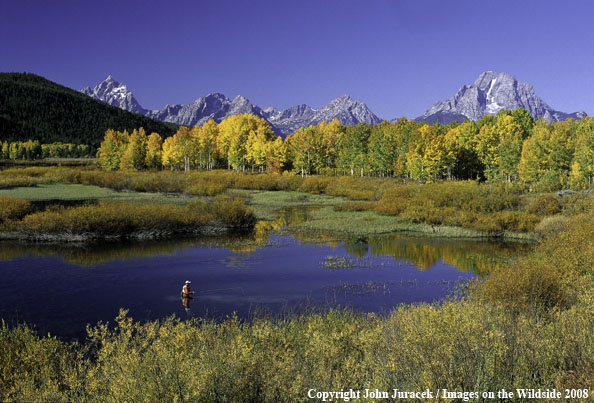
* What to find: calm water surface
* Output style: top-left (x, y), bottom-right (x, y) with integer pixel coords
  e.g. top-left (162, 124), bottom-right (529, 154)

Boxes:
top-left (0, 230), bottom-right (531, 340)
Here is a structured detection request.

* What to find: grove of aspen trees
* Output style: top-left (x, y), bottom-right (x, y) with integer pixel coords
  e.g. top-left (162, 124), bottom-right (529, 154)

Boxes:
top-left (97, 109), bottom-right (594, 191)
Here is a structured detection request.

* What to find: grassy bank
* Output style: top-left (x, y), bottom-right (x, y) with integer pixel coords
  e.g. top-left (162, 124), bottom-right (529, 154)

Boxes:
top-left (0, 195), bottom-right (255, 241)
top-left (289, 206), bottom-right (535, 239)
top-left (1, 212), bottom-right (593, 401)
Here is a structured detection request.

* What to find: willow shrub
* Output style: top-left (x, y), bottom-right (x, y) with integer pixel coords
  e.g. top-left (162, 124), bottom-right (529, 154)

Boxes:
top-left (374, 185), bottom-right (412, 215)
top-left (80, 309), bottom-right (386, 403)
top-left (472, 211), bottom-right (540, 232)
top-left (0, 196), bottom-right (33, 224)
top-left (523, 193), bottom-right (562, 216)
top-left (186, 180), bottom-right (229, 196)
top-left (0, 321), bottom-right (87, 402)
top-left (296, 176), bottom-right (333, 194)
top-left (0, 167), bottom-right (54, 189)
top-left (3, 293), bottom-right (594, 402)
top-left (558, 192), bottom-right (594, 217)
top-left (478, 261), bottom-right (572, 313)
top-left (11, 196), bottom-right (255, 238)
top-left (325, 177), bottom-right (385, 200)
top-left (535, 214), bottom-right (594, 276)
top-left (534, 215), bottom-right (571, 240)
top-left (374, 181), bottom-right (543, 232)
top-left (384, 292), bottom-right (594, 393)
top-left (0, 167), bottom-right (305, 195)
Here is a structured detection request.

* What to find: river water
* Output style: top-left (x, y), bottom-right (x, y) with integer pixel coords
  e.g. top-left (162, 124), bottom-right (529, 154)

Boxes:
top-left (0, 226), bottom-right (531, 341)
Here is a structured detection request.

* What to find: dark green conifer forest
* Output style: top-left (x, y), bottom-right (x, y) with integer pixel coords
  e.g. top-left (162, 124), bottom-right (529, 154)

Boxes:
top-left (0, 73), bottom-right (177, 147)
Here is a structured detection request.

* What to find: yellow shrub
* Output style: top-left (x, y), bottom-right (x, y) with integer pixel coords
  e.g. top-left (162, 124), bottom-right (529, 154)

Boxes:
top-left (524, 193), bottom-right (561, 216)
top-left (0, 196), bottom-right (33, 224)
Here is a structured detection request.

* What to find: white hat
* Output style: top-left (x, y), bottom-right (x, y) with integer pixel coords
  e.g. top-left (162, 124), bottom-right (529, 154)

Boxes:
top-left (185, 280), bottom-right (191, 284)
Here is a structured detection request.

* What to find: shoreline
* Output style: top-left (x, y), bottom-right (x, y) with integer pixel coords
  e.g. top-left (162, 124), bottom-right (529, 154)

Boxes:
top-left (0, 224), bottom-right (253, 242)
top-left (281, 206), bottom-right (537, 241)
top-left (289, 225), bottom-right (536, 241)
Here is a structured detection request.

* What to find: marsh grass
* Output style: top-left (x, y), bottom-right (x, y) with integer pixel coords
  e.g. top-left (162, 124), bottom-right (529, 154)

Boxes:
top-left (232, 190), bottom-right (343, 220)
top-left (322, 256), bottom-right (359, 269)
top-left (321, 255), bottom-right (391, 269)
top-left (290, 206), bottom-right (524, 238)
top-left (324, 281), bottom-right (396, 296)
top-left (0, 183), bottom-right (121, 200)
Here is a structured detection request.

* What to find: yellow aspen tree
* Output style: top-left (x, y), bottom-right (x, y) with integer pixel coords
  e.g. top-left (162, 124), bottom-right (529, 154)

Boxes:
top-left (518, 126), bottom-right (548, 184)
top-left (145, 132), bottom-right (163, 169)
top-left (218, 116), bottom-right (242, 169)
top-left (475, 124), bottom-right (499, 181)
top-left (322, 119), bottom-right (345, 170)
top-left (494, 115), bottom-right (523, 182)
top-left (406, 125), bottom-right (437, 181)
top-left (120, 128), bottom-right (147, 170)
top-left (162, 135), bottom-right (183, 170)
top-left (266, 136), bottom-right (288, 173)
top-left (199, 120), bottom-right (219, 170)
top-left (99, 129), bottom-right (129, 171)
top-left (246, 119), bottom-right (275, 172)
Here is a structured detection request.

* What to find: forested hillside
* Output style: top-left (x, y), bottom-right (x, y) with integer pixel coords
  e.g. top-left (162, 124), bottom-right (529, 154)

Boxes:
top-left (0, 73), bottom-right (177, 147)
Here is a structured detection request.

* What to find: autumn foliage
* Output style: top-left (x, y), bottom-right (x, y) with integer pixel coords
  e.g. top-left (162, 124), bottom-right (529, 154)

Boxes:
top-left (94, 109), bottom-right (594, 193)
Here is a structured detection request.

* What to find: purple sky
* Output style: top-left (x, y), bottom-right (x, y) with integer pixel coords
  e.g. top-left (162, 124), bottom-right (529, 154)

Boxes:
top-left (2, 0), bottom-right (594, 119)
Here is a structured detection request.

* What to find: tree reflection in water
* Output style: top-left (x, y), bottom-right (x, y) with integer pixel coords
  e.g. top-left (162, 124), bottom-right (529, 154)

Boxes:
top-left (0, 207), bottom-right (532, 275)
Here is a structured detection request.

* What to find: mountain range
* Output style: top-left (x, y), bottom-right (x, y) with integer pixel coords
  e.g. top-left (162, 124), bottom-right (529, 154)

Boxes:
top-left (82, 76), bottom-right (382, 136)
top-left (416, 71), bottom-right (587, 124)
top-left (82, 71), bottom-right (588, 132)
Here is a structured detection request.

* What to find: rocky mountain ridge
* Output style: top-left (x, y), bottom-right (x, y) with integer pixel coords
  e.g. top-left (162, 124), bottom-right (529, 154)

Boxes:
top-left (82, 76), bottom-right (382, 136)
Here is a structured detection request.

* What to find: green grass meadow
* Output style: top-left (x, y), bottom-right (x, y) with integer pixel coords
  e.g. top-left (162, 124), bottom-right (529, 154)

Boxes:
top-left (0, 183), bottom-right (202, 204)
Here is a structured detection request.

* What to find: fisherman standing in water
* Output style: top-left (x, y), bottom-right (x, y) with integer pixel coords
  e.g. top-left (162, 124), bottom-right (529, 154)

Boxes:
top-left (181, 280), bottom-right (195, 313)
top-left (181, 280), bottom-right (195, 298)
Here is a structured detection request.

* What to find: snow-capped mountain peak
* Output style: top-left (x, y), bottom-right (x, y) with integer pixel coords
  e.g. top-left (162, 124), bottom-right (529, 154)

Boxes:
top-left (81, 75), bottom-right (146, 114)
top-left (416, 71), bottom-right (586, 124)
